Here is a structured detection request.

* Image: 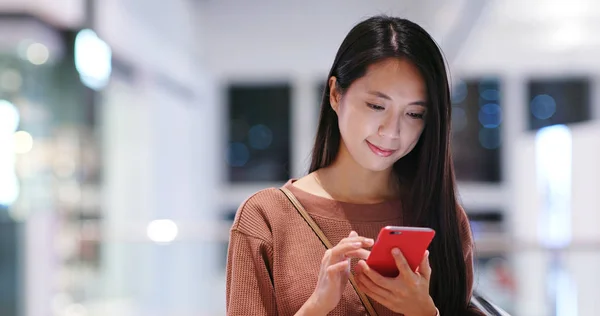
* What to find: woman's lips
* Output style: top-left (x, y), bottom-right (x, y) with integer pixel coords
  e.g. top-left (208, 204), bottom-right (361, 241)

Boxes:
top-left (366, 141), bottom-right (397, 157)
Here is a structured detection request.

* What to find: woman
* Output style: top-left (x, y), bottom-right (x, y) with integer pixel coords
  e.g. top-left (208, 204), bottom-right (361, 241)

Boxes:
top-left (226, 15), bottom-right (484, 316)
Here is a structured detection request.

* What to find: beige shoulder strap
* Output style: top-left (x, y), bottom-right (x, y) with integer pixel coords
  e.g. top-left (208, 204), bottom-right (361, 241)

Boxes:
top-left (280, 187), bottom-right (378, 316)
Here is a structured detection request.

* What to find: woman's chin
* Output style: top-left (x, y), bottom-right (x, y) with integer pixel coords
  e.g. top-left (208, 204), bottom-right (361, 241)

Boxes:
top-left (358, 159), bottom-right (396, 173)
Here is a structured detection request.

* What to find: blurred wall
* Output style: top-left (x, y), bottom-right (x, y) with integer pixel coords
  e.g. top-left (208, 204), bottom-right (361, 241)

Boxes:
top-left (95, 1), bottom-right (219, 316)
top-left (455, 2), bottom-right (600, 314)
top-left (0, 0), bottom-right (84, 28)
top-left (1, 1), bottom-right (218, 316)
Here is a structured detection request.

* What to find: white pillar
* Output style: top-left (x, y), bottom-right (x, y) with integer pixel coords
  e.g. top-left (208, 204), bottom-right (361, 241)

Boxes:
top-left (291, 75), bottom-right (319, 178)
top-left (568, 122), bottom-right (600, 316)
top-left (507, 73), bottom-right (551, 315)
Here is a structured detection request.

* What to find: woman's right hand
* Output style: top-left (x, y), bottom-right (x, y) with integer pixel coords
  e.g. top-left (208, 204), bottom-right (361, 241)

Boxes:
top-left (300, 231), bottom-right (374, 315)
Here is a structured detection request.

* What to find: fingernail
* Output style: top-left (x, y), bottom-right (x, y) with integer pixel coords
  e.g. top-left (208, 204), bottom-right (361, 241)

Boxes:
top-left (366, 238), bottom-right (374, 244)
top-left (353, 242), bottom-right (362, 247)
top-left (392, 248), bottom-right (400, 255)
top-left (426, 250), bottom-right (430, 257)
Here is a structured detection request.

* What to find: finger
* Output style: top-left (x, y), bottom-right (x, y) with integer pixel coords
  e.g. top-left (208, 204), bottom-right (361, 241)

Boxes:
top-left (392, 248), bottom-right (415, 281)
top-left (330, 241), bottom-right (366, 259)
top-left (356, 276), bottom-right (391, 305)
top-left (349, 230), bottom-right (358, 237)
top-left (357, 259), bottom-right (394, 289)
top-left (331, 239), bottom-right (373, 258)
top-left (340, 236), bottom-right (375, 247)
top-left (354, 262), bottom-right (363, 274)
top-left (355, 271), bottom-right (393, 299)
top-left (326, 259), bottom-right (350, 274)
top-left (417, 250), bottom-right (432, 281)
top-left (344, 248), bottom-right (370, 260)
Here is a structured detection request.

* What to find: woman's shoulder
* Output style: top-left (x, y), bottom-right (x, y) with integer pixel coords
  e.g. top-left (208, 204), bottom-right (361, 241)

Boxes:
top-left (236, 186), bottom-right (290, 217)
top-left (230, 186), bottom-right (292, 241)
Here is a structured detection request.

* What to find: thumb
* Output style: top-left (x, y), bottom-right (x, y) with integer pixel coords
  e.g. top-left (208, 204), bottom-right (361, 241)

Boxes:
top-left (349, 230), bottom-right (358, 237)
top-left (418, 250), bottom-right (432, 281)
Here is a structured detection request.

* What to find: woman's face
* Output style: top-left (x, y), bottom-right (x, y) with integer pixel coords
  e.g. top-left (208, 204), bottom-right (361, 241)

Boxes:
top-left (330, 58), bottom-right (427, 172)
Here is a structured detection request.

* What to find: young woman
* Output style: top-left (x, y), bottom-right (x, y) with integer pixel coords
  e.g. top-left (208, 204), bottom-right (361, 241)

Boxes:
top-left (226, 15), bottom-right (484, 316)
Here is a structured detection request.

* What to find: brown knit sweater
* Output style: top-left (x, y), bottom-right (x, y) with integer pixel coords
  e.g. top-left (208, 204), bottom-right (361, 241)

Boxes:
top-left (226, 180), bottom-right (476, 316)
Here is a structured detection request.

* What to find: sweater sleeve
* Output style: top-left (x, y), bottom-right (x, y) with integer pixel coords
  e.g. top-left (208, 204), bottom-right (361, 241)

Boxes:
top-left (226, 230), bottom-right (277, 315)
top-left (226, 193), bottom-right (277, 316)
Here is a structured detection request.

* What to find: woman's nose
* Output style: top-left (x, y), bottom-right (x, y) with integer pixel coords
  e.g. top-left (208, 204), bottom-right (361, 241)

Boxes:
top-left (378, 115), bottom-right (401, 139)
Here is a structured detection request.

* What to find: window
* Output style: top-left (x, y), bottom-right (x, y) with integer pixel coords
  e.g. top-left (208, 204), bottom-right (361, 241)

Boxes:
top-left (527, 78), bottom-right (590, 131)
top-left (227, 84), bottom-right (291, 182)
top-left (451, 78), bottom-right (502, 183)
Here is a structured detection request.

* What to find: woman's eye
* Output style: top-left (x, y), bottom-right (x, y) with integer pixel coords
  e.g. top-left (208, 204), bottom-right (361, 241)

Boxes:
top-left (367, 103), bottom-right (385, 111)
top-left (408, 112), bottom-right (425, 119)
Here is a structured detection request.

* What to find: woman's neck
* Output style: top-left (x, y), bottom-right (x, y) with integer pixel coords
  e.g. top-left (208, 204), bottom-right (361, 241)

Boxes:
top-left (315, 147), bottom-right (400, 204)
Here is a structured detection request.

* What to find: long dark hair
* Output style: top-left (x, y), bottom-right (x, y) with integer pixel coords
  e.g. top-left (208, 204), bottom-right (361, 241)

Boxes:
top-left (310, 16), bottom-right (469, 314)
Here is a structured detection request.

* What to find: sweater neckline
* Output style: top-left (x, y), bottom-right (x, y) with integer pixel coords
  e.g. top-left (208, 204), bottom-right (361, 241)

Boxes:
top-left (282, 179), bottom-right (403, 222)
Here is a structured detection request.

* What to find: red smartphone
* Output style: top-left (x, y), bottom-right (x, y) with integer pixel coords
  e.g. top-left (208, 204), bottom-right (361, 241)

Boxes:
top-left (366, 226), bottom-right (435, 277)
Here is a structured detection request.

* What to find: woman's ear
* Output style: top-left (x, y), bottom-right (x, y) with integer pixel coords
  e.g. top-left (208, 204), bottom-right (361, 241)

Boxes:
top-left (329, 76), bottom-right (341, 113)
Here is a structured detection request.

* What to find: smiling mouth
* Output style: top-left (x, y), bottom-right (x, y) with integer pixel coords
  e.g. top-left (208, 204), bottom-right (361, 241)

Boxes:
top-left (366, 141), bottom-right (397, 157)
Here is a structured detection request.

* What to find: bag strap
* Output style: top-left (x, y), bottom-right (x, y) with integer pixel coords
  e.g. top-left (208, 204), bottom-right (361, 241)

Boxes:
top-left (280, 187), bottom-right (379, 316)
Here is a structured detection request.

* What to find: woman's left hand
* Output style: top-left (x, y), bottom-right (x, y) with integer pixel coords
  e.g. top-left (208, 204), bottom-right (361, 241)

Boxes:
top-left (355, 249), bottom-right (437, 316)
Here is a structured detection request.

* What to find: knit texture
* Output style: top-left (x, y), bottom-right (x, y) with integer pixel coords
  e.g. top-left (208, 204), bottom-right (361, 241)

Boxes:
top-left (226, 180), bottom-right (476, 316)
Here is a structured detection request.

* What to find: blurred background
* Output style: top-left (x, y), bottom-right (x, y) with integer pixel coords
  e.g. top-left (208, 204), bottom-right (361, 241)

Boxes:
top-left (0, 0), bottom-right (599, 315)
